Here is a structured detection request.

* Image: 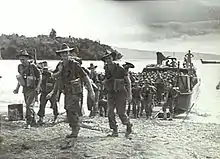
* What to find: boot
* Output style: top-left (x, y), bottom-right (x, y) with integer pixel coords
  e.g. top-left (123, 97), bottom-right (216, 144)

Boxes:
top-left (89, 111), bottom-right (93, 117)
top-left (25, 124), bottom-right (31, 129)
top-left (25, 119), bottom-right (31, 129)
top-left (107, 128), bottom-right (118, 137)
top-left (31, 117), bottom-right (37, 127)
top-left (66, 127), bottom-right (80, 138)
top-left (125, 123), bottom-right (133, 138)
top-left (53, 115), bottom-right (58, 123)
top-left (163, 112), bottom-right (167, 120)
top-left (168, 113), bottom-right (173, 121)
top-left (37, 117), bottom-right (44, 125)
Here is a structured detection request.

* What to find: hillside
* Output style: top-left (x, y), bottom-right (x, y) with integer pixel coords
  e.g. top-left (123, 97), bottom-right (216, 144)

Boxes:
top-left (0, 34), bottom-right (122, 60)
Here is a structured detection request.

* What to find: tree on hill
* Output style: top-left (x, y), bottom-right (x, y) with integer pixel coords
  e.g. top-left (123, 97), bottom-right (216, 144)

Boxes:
top-left (49, 28), bottom-right (56, 39)
top-left (0, 34), bottom-right (123, 60)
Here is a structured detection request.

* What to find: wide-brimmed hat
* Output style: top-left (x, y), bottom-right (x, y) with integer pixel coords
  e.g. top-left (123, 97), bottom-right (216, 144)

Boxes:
top-left (42, 61), bottom-right (49, 69)
top-left (16, 50), bottom-right (32, 59)
top-left (88, 63), bottom-right (97, 70)
top-left (122, 62), bottom-right (135, 68)
top-left (56, 43), bottom-right (74, 56)
top-left (101, 50), bottom-right (116, 61)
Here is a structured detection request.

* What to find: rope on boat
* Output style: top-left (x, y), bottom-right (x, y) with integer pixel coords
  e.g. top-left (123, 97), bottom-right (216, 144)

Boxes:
top-left (182, 103), bottom-right (195, 122)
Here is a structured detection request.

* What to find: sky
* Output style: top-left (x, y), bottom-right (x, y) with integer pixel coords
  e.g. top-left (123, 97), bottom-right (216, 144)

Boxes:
top-left (0, 0), bottom-right (220, 53)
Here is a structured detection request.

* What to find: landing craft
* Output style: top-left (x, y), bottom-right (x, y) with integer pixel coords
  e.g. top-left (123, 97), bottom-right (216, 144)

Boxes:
top-left (143, 51), bottom-right (201, 117)
top-left (200, 59), bottom-right (220, 64)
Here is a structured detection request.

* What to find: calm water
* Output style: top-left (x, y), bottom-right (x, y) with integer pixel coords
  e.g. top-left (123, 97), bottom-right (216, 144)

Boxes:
top-left (0, 59), bottom-right (220, 124)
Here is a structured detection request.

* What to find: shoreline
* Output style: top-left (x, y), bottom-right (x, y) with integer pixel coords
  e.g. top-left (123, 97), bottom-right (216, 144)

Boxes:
top-left (0, 114), bottom-right (220, 159)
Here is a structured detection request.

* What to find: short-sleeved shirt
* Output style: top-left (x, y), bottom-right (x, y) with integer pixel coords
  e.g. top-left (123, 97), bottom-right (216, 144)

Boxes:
top-left (41, 69), bottom-right (55, 93)
top-left (60, 59), bottom-right (86, 85)
top-left (18, 63), bottom-right (41, 87)
top-left (104, 63), bottom-right (127, 80)
top-left (132, 86), bottom-right (142, 99)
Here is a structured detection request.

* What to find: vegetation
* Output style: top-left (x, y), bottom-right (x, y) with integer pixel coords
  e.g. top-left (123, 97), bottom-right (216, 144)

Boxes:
top-left (0, 29), bottom-right (123, 60)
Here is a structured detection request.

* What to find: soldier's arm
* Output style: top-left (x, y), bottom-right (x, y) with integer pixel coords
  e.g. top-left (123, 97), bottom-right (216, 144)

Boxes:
top-left (76, 63), bottom-right (94, 93)
top-left (13, 82), bottom-right (21, 94)
top-left (52, 61), bottom-right (63, 78)
top-left (124, 75), bottom-right (132, 95)
top-left (49, 79), bottom-right (58, 95)
top-left (46, 78), bottom-right (60, 99)
top-left (34, 65), bottom-right (42, 91)
top-left (14, 64), bottom-right (23, 93)
top-left (15, 82), bottom-right (20, 90)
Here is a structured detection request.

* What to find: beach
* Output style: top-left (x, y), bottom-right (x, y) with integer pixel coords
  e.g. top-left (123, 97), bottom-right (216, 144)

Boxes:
top-left (0, 113), bottom-right (220, 159)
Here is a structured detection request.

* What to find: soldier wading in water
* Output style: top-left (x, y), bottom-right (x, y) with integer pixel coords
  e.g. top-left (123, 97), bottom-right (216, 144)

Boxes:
top-left (102, 50), bottom-right (133, 138)
top-left (47, 43), bottom-right (95, 138)
top-left (13, 50), bottom-right (42, 129)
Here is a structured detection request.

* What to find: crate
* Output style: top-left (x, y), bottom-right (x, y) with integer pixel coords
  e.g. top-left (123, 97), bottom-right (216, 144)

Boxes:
top-left (8, 104), bottom-right (23, 121)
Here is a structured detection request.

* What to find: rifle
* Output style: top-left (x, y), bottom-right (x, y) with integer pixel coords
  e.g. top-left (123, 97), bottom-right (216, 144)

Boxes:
top-left (34, 48), bottom-right (37, 65)
top-left (32, 48), bottom-right (39, 103)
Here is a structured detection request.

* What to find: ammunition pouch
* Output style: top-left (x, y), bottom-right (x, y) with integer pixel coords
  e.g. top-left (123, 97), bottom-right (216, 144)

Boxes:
top-left (64, 78), bottom-right (82, 95)
top-left (26, 76), bottom-right (35, 88)
top-left (46, 83), bottom-right (54, 92)
top-left (16, 75), bottom-right (25, 86)
top-left (114, 79), bottom-right (125, 92)
top-left (104, 79), bottom-right (125, 92)
top-left (104, 79), bottom-right (114, 91)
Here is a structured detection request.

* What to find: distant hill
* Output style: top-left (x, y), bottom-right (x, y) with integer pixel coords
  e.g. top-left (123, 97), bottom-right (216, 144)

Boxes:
top-left (0, 34), bottom-right (122, 60)
top-left (115, 47), bottom-right (220, 60)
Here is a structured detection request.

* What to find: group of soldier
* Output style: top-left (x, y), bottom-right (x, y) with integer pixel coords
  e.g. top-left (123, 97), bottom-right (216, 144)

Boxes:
top-left (13, 43), bottom-right (182, 139)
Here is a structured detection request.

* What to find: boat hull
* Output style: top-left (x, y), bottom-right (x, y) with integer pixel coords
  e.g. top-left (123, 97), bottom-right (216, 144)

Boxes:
top-left (174, 78), bottom-right (201, 115)
top-left (200, 59), bottom-right (220, 64)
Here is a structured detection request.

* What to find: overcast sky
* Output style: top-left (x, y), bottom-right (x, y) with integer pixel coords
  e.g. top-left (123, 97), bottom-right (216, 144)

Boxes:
top-left (0, 0), bottom-right (220, 52)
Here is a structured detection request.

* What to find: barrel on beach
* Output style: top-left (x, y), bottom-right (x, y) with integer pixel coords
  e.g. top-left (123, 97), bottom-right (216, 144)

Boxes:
top-left (8, 104), bottom-right (23, 121)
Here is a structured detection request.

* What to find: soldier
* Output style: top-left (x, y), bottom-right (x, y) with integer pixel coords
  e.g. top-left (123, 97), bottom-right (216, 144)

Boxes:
top-left (102, 50), bottom-right (133, 138)
top-left (155, 72), bottom-right (165, 105)
top-left (47, 43), bottom-right (95, 138)
top-left (87, 63), bottom-right (99, 117)
top-left (37, 62), bottom-right (59, 124)
top-left (131, 81), bottom-right (142, 118)
top-left (13, 50), bottom-right (42, 129)
top-left (141, 81), bottom-right (156, 119)
top-left (163, 85), bottom-right (180, 120)
top-left (122, 62), bottom-right (135, 117)
top-left (97, 73), bottom-right (108, 117)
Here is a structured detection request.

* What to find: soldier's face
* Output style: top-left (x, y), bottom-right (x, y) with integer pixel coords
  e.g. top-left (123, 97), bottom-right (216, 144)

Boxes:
top-left (60, 51), bottom-right (68, 60)
top-left (19, 56), bottom-right (29, 65)
top-left (105, 56), bottom-right (113, 64)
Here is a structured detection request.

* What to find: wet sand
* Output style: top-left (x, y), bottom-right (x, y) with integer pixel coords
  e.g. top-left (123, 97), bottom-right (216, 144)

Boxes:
top-left (0, 113), bottom-right (220, 159)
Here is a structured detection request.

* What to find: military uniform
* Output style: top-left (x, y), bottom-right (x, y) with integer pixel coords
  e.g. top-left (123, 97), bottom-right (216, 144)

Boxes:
top-left (155, 75), bottom-right (165, 104)
top-left (141, 84), bottom-right (156, 118)
top-left (17, 61), bottom-right (41, 127)
top-left (37, 68), bottom-right (59, 123)
top-left (131, 84), bottom-right (142, 118)
top-left (59, 60), bottom-right (87, 136)
top-left (87, 63), bottom-right (99, 117)
top-left (53, 43), bottom-right (94, 138)
top-left (163, 86), bottom-right (179, 120)
top-left (104, 61), bottom-right (132, 137)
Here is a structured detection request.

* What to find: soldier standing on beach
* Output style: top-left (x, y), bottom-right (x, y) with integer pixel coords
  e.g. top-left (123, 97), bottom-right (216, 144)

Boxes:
top-left (131, 81), bottom-right (142, 118)
top-left (122, 62), bottom-right (135, 117)
top-left (47, 43), bottom-right (95, 138)
top-left (102, 50), bottom-right (133, 138)
top-left (37, 62), bottom-right (59, 124)
top-left (13, 50), bottom-right (42, 129)
top-left (87, 63), bottom-right (99, 117)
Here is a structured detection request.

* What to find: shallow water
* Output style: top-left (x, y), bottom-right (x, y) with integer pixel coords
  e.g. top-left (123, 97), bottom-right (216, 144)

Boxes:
top-left (0, 59), bottom-right (220, 124)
